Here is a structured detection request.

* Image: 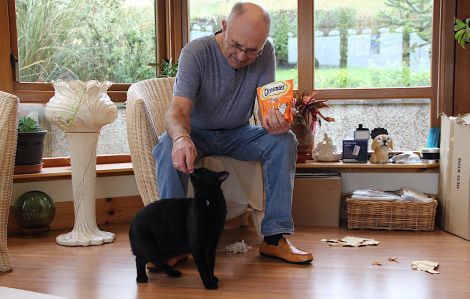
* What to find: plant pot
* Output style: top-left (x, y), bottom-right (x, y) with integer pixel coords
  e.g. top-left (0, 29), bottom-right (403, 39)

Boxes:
top-left (291, 122), bottom-right (314, 163)
top-left (15, 130), bottom-right (47, 174)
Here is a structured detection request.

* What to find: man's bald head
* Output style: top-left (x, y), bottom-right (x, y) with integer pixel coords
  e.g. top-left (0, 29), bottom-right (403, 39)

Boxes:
top-left (227, 2), bottom-right (271, 34)
top-left (217, 2), bottom-right (271, 69)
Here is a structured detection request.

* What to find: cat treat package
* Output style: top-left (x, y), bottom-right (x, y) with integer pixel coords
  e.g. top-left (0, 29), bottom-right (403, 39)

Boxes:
top-left (257, 79), bottom-right (294, 123)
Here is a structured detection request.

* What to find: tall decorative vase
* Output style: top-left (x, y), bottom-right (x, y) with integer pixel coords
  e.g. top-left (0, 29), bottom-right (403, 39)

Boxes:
top-left (45, 80), bottom-right (117, 246)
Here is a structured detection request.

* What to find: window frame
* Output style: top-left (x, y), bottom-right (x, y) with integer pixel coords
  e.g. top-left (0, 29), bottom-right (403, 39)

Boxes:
top-left (0, 0), bottom-right (456, 159)
top-left (297, 0), bottom-right (440, 127)
top-left (2, 0), bottom-right (187, 103)
top-left (0, 0), bottom-right (188, 163)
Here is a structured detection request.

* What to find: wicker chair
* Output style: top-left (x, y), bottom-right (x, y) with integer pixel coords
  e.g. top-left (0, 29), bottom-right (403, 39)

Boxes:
top-left (0, 91), bottom-right (19, 272)
top-left (126, 78), bottom-right (265, 238)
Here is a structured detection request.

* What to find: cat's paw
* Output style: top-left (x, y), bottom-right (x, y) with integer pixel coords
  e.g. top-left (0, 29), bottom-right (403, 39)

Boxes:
top-left (203, 281), bottom-right (218, 290)
top-left (166, 269), bottom-right (182, 277)
top-left (136, 276), bottom-right (148, 283)
top-left (159, 264), bottom-right (182, 277)
top-left (203, 277), bottom-right (219, 290)
top-left (147, 266), bottom-right (162, 273)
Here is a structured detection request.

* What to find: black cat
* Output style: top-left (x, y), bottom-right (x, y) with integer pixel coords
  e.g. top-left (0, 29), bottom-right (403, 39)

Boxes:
top-left (129, 167), bottom-right (228, 290)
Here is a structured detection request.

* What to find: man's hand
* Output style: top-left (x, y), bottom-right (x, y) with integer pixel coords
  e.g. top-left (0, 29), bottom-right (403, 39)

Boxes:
top-left (171, 136), bottom-right (197, 173)
top-left (262, 108), bottom-right (291, 134)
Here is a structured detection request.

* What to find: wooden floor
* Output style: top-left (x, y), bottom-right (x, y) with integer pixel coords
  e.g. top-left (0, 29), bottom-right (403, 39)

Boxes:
top-left (1, 222), bottom-right (470, 299)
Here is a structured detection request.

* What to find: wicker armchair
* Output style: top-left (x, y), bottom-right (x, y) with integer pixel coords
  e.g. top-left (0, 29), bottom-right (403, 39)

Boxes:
top-left (0, 91), bottom-right (19, 272)
top-left (126, 78), bottom-right (265, 238)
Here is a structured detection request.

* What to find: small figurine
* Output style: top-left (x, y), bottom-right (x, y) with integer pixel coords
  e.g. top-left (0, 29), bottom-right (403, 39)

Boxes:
top-left (370, 134), bottom-right (394, 164)
top-left (312, 133), bottom-right (340, 162)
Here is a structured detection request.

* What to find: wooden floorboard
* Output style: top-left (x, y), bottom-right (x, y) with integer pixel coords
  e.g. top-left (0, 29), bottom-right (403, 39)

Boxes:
top-left (1, 222), bottom-right (470, 299)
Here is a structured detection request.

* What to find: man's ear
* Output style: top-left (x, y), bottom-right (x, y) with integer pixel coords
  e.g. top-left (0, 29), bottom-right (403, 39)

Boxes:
top-left (221, 20), bottom-right (227, 32)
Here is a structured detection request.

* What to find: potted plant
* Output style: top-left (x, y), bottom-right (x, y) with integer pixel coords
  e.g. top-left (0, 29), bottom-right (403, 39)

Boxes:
top-left (454, 18), bottom-right (470, 49)
top-left (292, 90), bottom-right (335, 162)
top-left (14, 115), bottom-right (47, 174)
top-left (157, 58), bottom-right (178, 78)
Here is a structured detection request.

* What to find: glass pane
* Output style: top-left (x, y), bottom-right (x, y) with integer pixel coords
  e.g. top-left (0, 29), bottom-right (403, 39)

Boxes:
top-left (15, 0), bottom-right (156, 83)
top-left (314, 0), bottom-right (433, 89)
top-left (315, 99), bottom-right (430, 152)
top-left (19, 103), bottom-right (129, 157)
top-left (188, 1), bottom-right (298, 86)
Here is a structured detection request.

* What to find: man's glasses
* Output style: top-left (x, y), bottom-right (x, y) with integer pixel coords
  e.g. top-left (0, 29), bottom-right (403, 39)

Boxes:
top-left (227, 42), bottom-right (263, 57)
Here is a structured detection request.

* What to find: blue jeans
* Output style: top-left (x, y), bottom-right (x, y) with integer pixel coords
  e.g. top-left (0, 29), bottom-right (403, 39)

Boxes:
top-left (152, 124), bottom-right (297, 237)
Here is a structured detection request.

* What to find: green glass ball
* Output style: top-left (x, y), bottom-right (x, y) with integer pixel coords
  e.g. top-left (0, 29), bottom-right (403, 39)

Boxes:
top-left (14, 191), bottom-right (56, 229)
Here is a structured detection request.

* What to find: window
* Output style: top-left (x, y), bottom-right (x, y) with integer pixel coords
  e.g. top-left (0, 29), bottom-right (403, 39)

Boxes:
top-left (187, 0), bottom-right (437, 151)
top-left (314, 0), bottom-right (432, 89)
top-left (309, 0), bottom-right (435, 150)
top-left (2, 0), bottom-right (445, 156)
top-left (18, 103), bottom-right (129, 157)
top-left (316, 99), bottom-right (431, 151)
top-left (14, 0), bottom-right (156, 83)
top-left (7, 0), bottom-right (160, 158)
top-left (188, 0), bottom-right (298, 84)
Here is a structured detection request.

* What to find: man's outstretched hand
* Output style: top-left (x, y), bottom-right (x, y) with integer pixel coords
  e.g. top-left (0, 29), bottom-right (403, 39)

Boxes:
top-left (171, 136), bottom-right (197, 173)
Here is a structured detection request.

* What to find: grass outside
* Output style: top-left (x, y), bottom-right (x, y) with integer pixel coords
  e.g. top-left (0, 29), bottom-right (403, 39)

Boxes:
top-left (276, 66), bottom-right (431, 89)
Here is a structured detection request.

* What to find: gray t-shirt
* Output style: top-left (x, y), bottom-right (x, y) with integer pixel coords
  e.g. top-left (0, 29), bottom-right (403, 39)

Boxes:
top-left (173, 34), bottom-right (275, 130)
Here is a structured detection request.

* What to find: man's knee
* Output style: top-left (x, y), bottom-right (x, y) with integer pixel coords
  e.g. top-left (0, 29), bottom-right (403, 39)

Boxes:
top-left (261, 131), bottom-right (297, 159)
top-left (275, 131), bottom-right (298, 153)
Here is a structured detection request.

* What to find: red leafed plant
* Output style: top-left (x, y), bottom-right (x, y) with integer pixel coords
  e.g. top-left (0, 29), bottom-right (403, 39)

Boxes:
top-left (293, 89), bottom-right (335, 133)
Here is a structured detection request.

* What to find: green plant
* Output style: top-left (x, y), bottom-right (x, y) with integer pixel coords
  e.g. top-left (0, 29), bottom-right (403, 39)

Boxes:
top-left (293, 90), bottom-right (335, 133)
top-left (15, 0), bottom-right (155, 83)
top-left (18, 116), bottom-right (42, 133)
top-left (455, 18), bottom-right (470, 49)
top-left (157, 58), bottom-right (179, 78)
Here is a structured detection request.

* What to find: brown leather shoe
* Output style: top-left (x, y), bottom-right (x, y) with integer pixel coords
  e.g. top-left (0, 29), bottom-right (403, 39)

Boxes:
top-left (259, 238), bottom-right (313, 264)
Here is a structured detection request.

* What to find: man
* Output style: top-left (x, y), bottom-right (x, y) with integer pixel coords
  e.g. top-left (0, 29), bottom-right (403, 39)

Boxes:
top-left (153, 2), bottom-right (313, 264)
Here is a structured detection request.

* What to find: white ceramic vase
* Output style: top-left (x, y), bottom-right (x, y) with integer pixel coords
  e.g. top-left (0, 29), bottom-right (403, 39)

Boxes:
top-left (45, 80), bottom-right (117, 246)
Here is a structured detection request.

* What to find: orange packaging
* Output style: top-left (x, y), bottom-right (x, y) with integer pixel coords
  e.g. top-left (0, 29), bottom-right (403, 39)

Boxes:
top-left (257, 79), bottom-right (294, 123)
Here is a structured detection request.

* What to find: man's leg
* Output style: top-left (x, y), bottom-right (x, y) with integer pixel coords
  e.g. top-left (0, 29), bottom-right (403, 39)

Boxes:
top-left (216, 125), bottom-right (312, 263)
top-left (152, 133), bottom-right (189, 199)
top-left (216, 125), bottom-right (296, 235)
top-left (152, 129), bottom-right (216, 199)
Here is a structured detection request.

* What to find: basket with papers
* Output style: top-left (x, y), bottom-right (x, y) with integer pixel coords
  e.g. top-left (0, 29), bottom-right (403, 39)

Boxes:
top-left (346, 188), bottom-right (437, 231)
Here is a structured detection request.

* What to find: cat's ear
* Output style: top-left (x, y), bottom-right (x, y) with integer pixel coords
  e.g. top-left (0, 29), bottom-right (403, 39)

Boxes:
top-left (217, 171), bottom-right (229, 183)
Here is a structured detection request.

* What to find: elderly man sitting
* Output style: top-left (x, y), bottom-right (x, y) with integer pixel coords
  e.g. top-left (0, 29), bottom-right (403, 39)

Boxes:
top-left (153, 2), bottom-right (313, 264)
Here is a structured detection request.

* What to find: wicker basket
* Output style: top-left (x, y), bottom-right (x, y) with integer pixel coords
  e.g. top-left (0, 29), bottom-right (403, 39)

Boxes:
top-left (346, 198), bottom-right (438, 231)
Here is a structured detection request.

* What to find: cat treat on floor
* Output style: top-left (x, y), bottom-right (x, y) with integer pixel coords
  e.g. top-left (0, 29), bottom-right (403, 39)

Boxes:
top-left (218, 240), bottom-right (252, 254)
top-left (321, 236), bottom-right (380, 247)
top-left (411, 260), bottom-right (440, 274)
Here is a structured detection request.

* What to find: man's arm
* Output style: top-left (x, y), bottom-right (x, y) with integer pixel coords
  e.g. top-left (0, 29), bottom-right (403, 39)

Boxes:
top-left (256, 41), bottom-right (291, 134)
top-left (165, 96), bottom-right (197, 173)
top-left (165, 96), bottom-right (192, 140)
